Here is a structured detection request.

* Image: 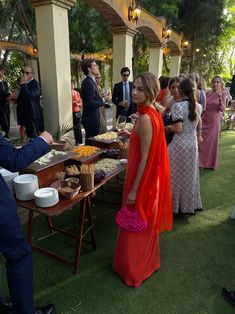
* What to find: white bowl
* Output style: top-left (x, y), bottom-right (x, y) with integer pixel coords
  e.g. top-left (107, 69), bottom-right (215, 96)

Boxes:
top-left (0, 168), bottom-right (19, 195)
top-left (14, 174), bottom-right (39, 201)
top-left (120, 159), bottom-right (128, 165)
top-left (34, 187), bottom-right (59, 208)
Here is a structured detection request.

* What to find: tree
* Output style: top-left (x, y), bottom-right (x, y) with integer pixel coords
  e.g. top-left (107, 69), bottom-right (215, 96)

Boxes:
top-left (69, 1), bottom-right (112, 54)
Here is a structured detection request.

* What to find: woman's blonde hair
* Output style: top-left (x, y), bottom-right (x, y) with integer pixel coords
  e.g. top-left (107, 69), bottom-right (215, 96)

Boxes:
top-left (134, 73), bottom-right (160, 102)
top-left (134, 72), bottom-right (164, 112)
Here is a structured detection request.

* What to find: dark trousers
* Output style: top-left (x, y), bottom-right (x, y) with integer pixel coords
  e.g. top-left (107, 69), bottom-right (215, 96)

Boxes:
top-left (73, 112), bottom-right (82, 144)
top-left (0, 105), bottom-right (10, 137)
top-left (0, 214), bottom-right (34, 314)
top-left (25, 118), bottom-right (42, 139)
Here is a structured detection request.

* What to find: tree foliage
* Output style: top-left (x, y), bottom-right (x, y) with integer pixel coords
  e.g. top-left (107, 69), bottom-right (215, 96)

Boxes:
top-left (0, 0), bottom-right (235, 87)
top-left (69, 1), bottom-right (112, 54)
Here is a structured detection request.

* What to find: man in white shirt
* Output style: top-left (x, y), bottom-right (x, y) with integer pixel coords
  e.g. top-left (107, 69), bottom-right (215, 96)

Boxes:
top-left (80, 59), bottom-right (111, 139)
top-left (112, 67), bottom-right (136, 121)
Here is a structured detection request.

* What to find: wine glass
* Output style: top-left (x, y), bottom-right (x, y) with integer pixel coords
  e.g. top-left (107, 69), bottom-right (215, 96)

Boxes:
top-left (116, 115), bottom-right (126, 132)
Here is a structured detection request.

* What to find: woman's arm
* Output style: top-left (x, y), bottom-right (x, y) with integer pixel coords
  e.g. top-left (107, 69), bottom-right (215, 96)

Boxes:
top-left (165, 122), bottom-right (182, 134)
top-left (197, 117), bottom-right (203, 143)
top-left (126, 114), bottom-right (152, 204)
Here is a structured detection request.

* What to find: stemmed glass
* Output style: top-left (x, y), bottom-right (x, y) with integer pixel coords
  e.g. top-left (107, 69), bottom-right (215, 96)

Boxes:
top-left (116, 115), bottom-right (126, 132)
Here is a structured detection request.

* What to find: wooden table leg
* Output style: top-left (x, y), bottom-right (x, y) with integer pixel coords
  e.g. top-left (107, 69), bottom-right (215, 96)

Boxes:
top-left (74, 198), bottom-right (86, 275)
top-left (46, 216), bottom-right (54, 233)
top-left (86, 195), bottom-right (96, 250)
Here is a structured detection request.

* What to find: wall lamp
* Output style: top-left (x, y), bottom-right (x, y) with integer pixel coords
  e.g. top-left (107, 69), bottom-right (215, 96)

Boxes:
top-left (128, 0), bottom-right (141, 23)
top-left (32, 47), bottom-right (38, 55)
top-left (162, 27), bottom-right (172, 40)
top-left (181, 40), bottom-right (189, 49)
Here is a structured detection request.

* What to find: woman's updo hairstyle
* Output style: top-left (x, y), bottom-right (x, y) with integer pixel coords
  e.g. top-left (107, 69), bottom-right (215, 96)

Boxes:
top-left (134, 72), bottom-right (160, 103)
top-left (169, 76), bottom-right (181, 88)
top-left (179, 78), bottom-right (197, 122)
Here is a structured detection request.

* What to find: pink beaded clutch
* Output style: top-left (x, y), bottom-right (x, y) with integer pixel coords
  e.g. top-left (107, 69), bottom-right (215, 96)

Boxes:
top-left (115, 205), bottom-right (147, 232)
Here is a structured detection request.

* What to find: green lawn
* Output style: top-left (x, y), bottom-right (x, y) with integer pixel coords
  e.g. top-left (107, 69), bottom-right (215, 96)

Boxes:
top-left (2, 131), bottom-right (235, 313)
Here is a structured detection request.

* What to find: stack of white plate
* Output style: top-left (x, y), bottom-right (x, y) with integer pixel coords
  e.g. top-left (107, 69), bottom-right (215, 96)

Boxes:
top-left (34, 187), bottom-right (59, 207)
top-left (14, 174), bottom-right (39, 201)
top-left (0, 168), bottom-right (19, 195)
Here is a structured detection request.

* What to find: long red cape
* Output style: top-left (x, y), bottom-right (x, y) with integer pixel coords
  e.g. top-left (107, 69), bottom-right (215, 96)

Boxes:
top-left (135, 105), bottom-right (172, 234)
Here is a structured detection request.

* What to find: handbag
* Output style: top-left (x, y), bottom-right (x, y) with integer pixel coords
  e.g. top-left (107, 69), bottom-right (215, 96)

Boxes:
top-left (115, 205), bottom-right (147, 232)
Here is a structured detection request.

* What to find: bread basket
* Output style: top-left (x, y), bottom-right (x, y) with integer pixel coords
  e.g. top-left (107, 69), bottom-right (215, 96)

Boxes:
top-left (50, 178), bottom-right (81, 199)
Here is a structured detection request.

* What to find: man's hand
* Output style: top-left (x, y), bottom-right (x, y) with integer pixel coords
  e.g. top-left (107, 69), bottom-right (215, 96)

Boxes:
top-left (104, 94), bottom-right (111, 102)
top-left (40, 131), bottom-right (53, 144)
top-left (118, 100), bottom-right (127, 107)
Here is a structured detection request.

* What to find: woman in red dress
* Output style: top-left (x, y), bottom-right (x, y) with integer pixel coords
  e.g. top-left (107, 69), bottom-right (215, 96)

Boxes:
top-left (113, 73), bottom-right (172, 287)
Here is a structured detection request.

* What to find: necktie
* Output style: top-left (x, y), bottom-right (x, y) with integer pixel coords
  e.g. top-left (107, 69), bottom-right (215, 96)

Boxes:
top-left (124, 83), bottom-right (130, 105)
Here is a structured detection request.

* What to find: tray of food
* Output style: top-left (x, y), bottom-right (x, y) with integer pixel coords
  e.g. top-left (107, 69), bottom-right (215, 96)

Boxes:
top-left (94, 158), bottom-right (122, 177)
top-left (69, 145), bottom-right (106, 163)
top-left (86, 132), bottom-right (125, 149)
top-left (26, 149), bottom-right (76, 172)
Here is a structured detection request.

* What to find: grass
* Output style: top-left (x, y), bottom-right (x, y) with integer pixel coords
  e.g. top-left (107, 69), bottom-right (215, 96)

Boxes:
top-left (2, 130), bottom-right (235, 313)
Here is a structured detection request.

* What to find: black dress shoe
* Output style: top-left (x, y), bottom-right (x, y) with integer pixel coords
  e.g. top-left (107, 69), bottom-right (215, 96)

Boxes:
top-left (35, 303), bottom-right (55, 314)
top-left (222, 287), bottom-right (235, 305)
top-left (0, 297), bottom-right (13, 313)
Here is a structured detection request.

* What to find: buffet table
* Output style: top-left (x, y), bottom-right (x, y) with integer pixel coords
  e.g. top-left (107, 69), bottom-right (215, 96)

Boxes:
top-left (17, 164), bottom-right (126, 274)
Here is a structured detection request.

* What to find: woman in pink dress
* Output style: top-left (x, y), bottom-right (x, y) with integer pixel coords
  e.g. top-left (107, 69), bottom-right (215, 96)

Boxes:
top-left (113, 73), bottom-right (172, 287)
top-left (199, 76), bottom-right (227, 169)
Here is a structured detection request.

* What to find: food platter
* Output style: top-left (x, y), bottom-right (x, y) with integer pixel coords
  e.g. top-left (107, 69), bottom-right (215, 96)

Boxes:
top-left (69, 148), bottom-right (107, 164)
top-left (26, 150), bottom-right (76, 172)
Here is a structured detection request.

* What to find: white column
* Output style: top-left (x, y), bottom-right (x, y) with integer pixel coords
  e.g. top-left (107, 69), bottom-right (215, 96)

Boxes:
top-left (31, 0), bottom-right (76, 135)
top-left (112, 27), bottom-right (136, 83)
top-left (104, 63), bottom-right (110, 90)
top-left (170, 55), bottom-right (182, 77)
top-left (111, 27), bottom-right (136, 128)
top-left (149, 44), bottom-right (164, 79)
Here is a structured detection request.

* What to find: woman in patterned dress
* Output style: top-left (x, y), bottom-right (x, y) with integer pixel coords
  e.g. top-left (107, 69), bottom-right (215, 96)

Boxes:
top-left (166, 78), bottom-right (202, 214)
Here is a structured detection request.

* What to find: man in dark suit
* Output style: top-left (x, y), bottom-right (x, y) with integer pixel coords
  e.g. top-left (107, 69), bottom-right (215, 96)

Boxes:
top-left (17, 66), bottom-right (44, 139)
top-left (80, 59), bottom-right (111, 139)
top-left (0, 66), bottom-right (11, 139)
top-left (0, 131), bottom-right (55, 314)
top-left (112, 67), bottom-right (136, 121)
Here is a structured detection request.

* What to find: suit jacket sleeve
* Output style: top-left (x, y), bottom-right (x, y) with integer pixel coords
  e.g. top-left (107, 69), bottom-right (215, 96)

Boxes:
top-left (0, 135), bottom-right (50, 172)
top-left (20, 80), bottom-right (40, 100)
top-left (81, 79), bottom-right (104, 110)
top-left (0, 81), bottom-right (10, 102)
top-left (112, 83), bottom-right (120, 106)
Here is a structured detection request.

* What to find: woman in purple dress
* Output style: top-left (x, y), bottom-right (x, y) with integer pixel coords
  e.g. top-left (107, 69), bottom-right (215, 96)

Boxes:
top-left (199, 76), bottom-right (227, 169)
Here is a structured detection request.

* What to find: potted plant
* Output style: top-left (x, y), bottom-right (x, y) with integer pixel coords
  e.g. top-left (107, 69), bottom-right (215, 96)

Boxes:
top-left (51, 123), bottom-right (74, 150)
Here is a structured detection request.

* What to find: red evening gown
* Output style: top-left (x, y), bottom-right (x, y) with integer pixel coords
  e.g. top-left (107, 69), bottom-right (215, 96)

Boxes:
top-left (113, 105), bottom-right (172, 287)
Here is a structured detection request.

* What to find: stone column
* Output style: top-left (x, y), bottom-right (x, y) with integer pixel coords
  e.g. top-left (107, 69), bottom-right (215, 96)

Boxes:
top-left (29, 0), bottom-right (76, 135)
top-left (111, 27), bottom-right (136, 127)
top-left (104, 62), bottom-right (111, 90)
top-left (112, 26), bottom-right (136, 83)
top-left (170, 55), bottom-right (182, 77)
top-left (149, 43), bottom-right (164, 79)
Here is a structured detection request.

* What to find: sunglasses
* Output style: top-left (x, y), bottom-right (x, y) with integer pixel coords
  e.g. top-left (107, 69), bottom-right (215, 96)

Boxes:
top-left (22, 71), bottom-right (31, 75)
top-left (122, 74), bottom-right (129, 77)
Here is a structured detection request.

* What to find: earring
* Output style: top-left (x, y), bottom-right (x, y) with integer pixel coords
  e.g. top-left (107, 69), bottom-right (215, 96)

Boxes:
top-left (146, 99), bottom-right (151, 105)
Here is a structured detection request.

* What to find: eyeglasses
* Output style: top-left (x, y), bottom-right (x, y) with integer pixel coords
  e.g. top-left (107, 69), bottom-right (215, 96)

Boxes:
top-left (122, 74), bottom-right (129, 77)
top-left (22, 71), bottom-right (31, 75)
